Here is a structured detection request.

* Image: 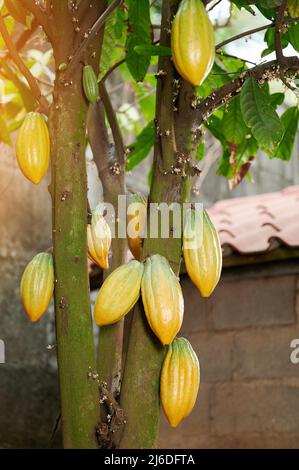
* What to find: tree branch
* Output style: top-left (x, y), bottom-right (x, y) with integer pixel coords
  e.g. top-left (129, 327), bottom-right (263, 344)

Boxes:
top-left (0, 14), bottom-right (49, 114)
top-left (20, 0), bottom-right (53, 41)
top-left (192, 55), bottom-right (299, 148)
top-left (274, 0), bottom-right (295, 90)
top-left (66, 0), bottom-right (123, 76)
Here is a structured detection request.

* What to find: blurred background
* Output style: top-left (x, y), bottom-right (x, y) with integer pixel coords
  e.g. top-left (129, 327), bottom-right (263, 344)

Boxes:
top-left (0, 1), bottom-right (299, 448)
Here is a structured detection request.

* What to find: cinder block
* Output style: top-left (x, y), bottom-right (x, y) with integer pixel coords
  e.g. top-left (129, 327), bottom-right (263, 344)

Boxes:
top-left (211, 275), bottom-right (296, 330)
top-left (234, 327), bottom-right (299, 380)
top-left (180, 275), bottom-right (210, 333)
top-left (0, 366), bottom-right (60, 448)
top-left (211, 382), bottom-right (299, 435)
top-left (188, 332), bottom-right (234, 383)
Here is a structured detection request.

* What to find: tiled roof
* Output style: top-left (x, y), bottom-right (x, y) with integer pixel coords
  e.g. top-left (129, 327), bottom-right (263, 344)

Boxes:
top-left (207, 186), bottom-right (299, 255)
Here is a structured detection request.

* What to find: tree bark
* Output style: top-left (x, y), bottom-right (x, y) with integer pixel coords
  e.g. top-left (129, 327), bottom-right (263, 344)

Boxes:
top-left (119, 0), bottom-right (197, 449)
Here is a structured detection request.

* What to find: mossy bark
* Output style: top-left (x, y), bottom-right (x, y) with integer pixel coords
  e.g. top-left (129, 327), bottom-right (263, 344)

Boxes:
top-left (119, 0), bottom-right (197, 449)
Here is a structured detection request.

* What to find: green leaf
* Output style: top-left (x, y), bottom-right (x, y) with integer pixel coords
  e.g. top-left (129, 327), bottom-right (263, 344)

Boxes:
top-left (98, 0), bottom-right (118, 82)
top-left (134, 45), bottom-right (171, 57)
top-left (222, 96), bottom-right (249, 145)
top-left (195, 142), bottom-right (205, 160)
top-left (269, 92), bottom-right (284, 108)
top-left (230, 0), bottom-right (255, 13)
top-left (287, 22), bottom-right (299, 52)
top-left (271, 107), bottom-right (299, 160)
top-left (257, 0), bottom-right (282, 7)
top-left (126, 0), bottom-right (151, 82)
top-left (240, 77), bottom-right (284, 150)
top-left (126, 121), bottom-right (155, 170)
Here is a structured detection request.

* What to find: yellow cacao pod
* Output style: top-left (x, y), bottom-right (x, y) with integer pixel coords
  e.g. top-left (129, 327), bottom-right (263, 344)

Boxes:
top-left (94, 260), bottom-right (144, 326)
top-left (288, 0), bottom-right (299, 17)
top-left (20, 253), bottom-right (54, 323)
top-left (183, 208), bottom-right (222, 298)
top-left (141, 255), bottom-right (184, 345)
top-left (16, 112), bottom-right (50, 184)
top-left (161, 337), bottom-right (200, 428)
top-left (127, 194), bottom-right (147, 260)
top-left (171, 0), bottom-right (215, 86)
top-left (87, 207), bottom-right (111, 269)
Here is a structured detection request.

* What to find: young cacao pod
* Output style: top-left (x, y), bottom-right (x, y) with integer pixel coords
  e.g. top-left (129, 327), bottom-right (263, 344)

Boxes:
top-left (183, 208), bottom-right (222, 297)
top-left (287, 0), bottom-right (299, 17)
top-left (20, 253), bottom-right (54, 323)
top-left (94, 260), bottom-right (144, 326)
top-left (161, 337), bottom-right (200, 428)
top-left (82, 65), bottom-right (99, 104)
top-left (87, 207), bottom-right (111, 269)
top-left (4, 0), bottom-right (30, 26)
top-left (171, 0), bottom-right (215, 86)
top-left (127, 194), bottom-right (147, 260)
top-left (16, 112), bottom-right (50, 184)
top-left (141, 255), bottom-right (184, 345)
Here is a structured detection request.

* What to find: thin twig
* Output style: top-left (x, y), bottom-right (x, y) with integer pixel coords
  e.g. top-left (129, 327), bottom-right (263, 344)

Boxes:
top-left (21, 0), bottom-right (53, 41)
top-left (216, 17), bottom-right (299, 50)
top-left (0, 14), bottom-right (49, 114)
top-left (208, 0), bottom-right (223, 11)
top-left (66, 0), bottom-right (123, 75)
top-left (274, 0), bottom-right (295, 91)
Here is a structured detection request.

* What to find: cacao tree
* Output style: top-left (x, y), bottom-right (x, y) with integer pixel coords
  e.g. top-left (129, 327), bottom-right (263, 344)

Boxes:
top-left (0, 0), bottom-right (298, 449)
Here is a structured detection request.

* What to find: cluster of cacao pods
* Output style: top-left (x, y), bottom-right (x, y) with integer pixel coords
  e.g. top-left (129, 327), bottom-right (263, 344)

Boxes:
top-left (171, 0), bottom-right (215, 86)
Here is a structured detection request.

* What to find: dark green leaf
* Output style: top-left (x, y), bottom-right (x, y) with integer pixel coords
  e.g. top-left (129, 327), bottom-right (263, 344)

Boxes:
top-left (134, 45), bottom-right (171, 57)
top-left (126, 121), bottom-right (155, 170)
top-left (257, 0), bottom-right (282, 7)
top-left (271, 107), bottom-right (299, 160)
top-left (222, 96), bottom-right (249, 145)
top-left (240, 77), bottom-right (284, 149)
top-left (126, 0), bottom-right (151, 82)
top-left (230, 0), bottom-right (255, 13)
top-left (287, 22), bottom-right (299, 52)
top-left (269, 92), bottom-right (284, 108)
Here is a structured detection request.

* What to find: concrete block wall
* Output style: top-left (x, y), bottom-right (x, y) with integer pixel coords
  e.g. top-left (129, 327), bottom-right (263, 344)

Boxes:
top-left (159, 266), bottom-right (299, 448)
top-left (0, 144), bottom-right (59, 448)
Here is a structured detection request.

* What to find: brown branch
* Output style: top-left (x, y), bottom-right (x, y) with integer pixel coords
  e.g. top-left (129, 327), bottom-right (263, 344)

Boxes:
top-left (0, 14), bottom-right (49, 114)
top-left (21, 0), bottom-right (53, 41)
top-left (66, 0), bottom-right (123, 75)
top-left (99, 84), bottom-right (125, 166)
top-left (192, 55), bottom-right (299, 147)
top-left (274, 0), bottom-right (295, 91)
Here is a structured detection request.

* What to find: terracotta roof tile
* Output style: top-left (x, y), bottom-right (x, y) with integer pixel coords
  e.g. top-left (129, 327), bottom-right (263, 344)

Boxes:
top-left (207, 186), bottom-right (299, 255)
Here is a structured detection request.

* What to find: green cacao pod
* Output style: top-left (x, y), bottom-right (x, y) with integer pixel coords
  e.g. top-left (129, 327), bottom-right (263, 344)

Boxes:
top-left (288, 0), bottom-right (299, 17)
top-left (161, 337), bottom-right (200, 428)
top-left (94, 260), bottom-right (144, 326)
top-left (87, 207), bottom-right (111, 269)
top-left (82, 65), bottom-right (99, 104)
top-left (183, 208), bottom-right (222, 297)
top-left (171, 0), bottom-right (215, 86)
top-left (127, 194), bottom-right (147, 260)
top-left (16, 112), bottom-right (50, 184)
top-left (20, 253), bottom-right (54, 322)
top-left (141, 255), bottom-right (184, 345)
top-left (4, 0), bottom-right (30, 26)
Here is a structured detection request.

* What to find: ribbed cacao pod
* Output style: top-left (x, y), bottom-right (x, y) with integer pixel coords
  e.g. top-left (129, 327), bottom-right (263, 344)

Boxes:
top-left (141, 255), bottom-right (184, 345)
top-left (288, 0), bottom-right (299, 17)
top-left (83, 65), bottom-right (99, 104)
top-left (161, 337), bottom-right (200, 428)
top-left (20, 253), bottom-right (54, 322)
top-left (171, 0), bottom-right (215, 86)
top-left (4, 0), bottom-right (30, 26)
top-left (87, 207), bottom-right (111, 269)
top-left (183, 208), bottom-right (222, 297)
top-left (16, 112), bottom-right (50, 184)
top-left (94, 260), bottom-right (144, 326)
top-left (127, 194), bottom-right (147, 260)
